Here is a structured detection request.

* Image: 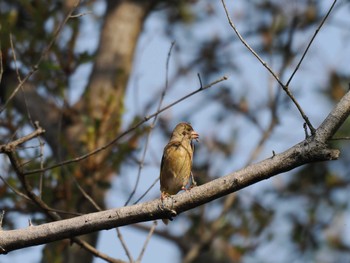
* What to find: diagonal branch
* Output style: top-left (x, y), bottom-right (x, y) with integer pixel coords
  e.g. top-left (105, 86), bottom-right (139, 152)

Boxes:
top-left (0, 124), bottom-right (125, 263)
top-left (220, 0), bottom-right (336, 135)
top-left (1, 89), bottom-right (349, 254)
top-left (24, 75), bottom-right (228, 176)
top-left (286, 0), bottom-right (338, 87)
top-left (124, 41), bottom-right (176, 206)
top-left (0, 124), bottom-right (45, 152)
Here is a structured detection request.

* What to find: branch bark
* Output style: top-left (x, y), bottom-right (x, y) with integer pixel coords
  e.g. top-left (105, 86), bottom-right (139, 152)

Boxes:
top-left (1, 90), bottom-right (349, 255)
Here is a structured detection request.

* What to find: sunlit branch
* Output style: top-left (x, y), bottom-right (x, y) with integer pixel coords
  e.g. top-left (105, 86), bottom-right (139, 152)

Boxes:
top-left (2, 89), bottom-right (348, 254)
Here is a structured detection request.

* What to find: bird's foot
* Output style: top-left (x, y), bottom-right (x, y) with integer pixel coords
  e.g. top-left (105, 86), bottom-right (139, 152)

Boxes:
top-left (159, 193), bottom-right (177, 224)
top-left (181, 186), bottom-right (190, 192)
top-left (190, 171), bottom-right (197, 188)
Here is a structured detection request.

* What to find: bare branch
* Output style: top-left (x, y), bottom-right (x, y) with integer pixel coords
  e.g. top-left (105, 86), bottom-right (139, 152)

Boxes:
top-left (9, 34), bottom-right (22, 82)
top-left (24, 75), bottom-right (228, 176)
top-left (221, 0), bottom-right (316, 134)
top-left (1, 87), bottom-right (348, 253)
top-left (73, 238), bottom-right (127, 263)
top-left (133, 176), bottom-right (159, 205)
top-left (70, 11), bottom-right (92, 18)
top-left (0, 123), bottom-right (122, 262)
top-left (0, 0), bottom-right (80, 113)
top-left (286, 0), bottom-right (338, 87)
top-left (220, 0), bottom-right (283, 87)
top-left (125, 41), bottom-right (176, 205)
top-left (136, 221), bottom-right (157, 263)
top-left (117, 228), bottom-right (134, 262)
top-left (0, 175), bottom-right (30, 201)
top-left (315, 90), bottom-right (350, 141)
top-left (0, 140), bottom-right (338, 253)
top-left (73, 173), bottom-right (126, 263)
top-left (38, 135), bottom-right (45, 198)
top-left (0, 43), bottom-right (3, 84)
top-left (331, 137), bottom-right (350, 140)
top-left (74, 178), bottom-right (103, 211)
top-left (0, 125), bottom-right (45, 153)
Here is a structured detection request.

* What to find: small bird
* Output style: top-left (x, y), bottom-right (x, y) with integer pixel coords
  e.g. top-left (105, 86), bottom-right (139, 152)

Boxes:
top-left (160, 122), bottom-right (199, 224)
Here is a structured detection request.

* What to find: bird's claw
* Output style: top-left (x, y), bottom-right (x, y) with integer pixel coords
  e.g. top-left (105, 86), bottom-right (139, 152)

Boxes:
top-left (169, 209), bottom-right (177, 218)
top-left (181, 186), bottom-right (189, 192)
top-left (159, 195), bottom-right (177, 222)
top-left (190, 171), bottom-right (197, 188)
top-left (160, 193), bottom-right (175, 208)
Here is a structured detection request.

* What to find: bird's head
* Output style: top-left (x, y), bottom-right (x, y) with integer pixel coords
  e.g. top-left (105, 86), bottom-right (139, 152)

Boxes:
top-left (170, 122), bottom-right (199, 142)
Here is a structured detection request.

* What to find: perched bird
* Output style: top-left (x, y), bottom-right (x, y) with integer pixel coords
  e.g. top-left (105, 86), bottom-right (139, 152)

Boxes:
top-left (160, 122), bottom-right (199, 224)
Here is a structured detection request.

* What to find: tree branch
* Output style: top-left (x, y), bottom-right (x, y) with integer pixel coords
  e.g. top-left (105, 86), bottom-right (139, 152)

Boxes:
top-left (0, 0), bottom-right (80, 113)
top-left (1, 89), bottom-right (349, 254)
top-left (24, 75), bottom-right (228, 175)
top-left (315, 90), bottom-right (350, 141)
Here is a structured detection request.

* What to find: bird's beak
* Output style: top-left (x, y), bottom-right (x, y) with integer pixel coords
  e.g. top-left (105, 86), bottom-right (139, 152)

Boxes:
top-left (191, 131), bottom-right (199, 142)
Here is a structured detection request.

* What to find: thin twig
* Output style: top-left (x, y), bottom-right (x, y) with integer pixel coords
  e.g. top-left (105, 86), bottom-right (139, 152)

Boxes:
top-left (74, 177), bottom-right (102, 211)
top-left (286, 0), bottom-right (338, 87)
top-left (1, 1), bottom-right (126, 260)
top-left (73, 238), bottom-right (127, 263)
top-left (7, 144), bottom-right (122, 263)
top-left (70, 11), bottom-right (92, 18)
top-left (38, 136), bottom-right (45, 198)
top-left (45, 208), bottom-right (82, 216)
top-left (0, 0), bottom-right (81, 113)
top-left (330, 137), bottom-right (350, 140)
top-left (73, 171), bottom-right (126, 262)
top-left (183, 194), bottom-right (236, 263)
top-left (24, 75), bottom-right (228, 176)
top-left (0, 72), bottom-right (35, 114)
top-left (0, 211), bottom-right (4, 229)
top-left (245, 40), bottom-right (295, 165)
top-left (19, 154), bottom-right (43, 168)
top-left (0, 175), bottom-right (30, 200)
top-left (117, 228), bottom-right (134, 262)
top-left (9, 34), bottom-right (22, 82)
top-left (221, 0), bottom-right (316, 134)
top-left (0, 42), bottom-right (3, 84)
top-left (73, 170), bottom-right (128, 263)
top-left (220, 1), bottom-right (283, 87)
top-left (0, 125), bottom-right (45, 153)
top-left (197, 73), bottom-right (203, 88)
top-left (136, 221), bottom-right (157, 263)
top-left (125, 41), bottom-right (175, 206)
top-left (133, 176), bottom-right (160, 205)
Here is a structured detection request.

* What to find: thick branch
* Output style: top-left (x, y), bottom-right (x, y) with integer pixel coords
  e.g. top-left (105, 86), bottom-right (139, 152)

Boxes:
top-left (315, 90), bottom-right (350, 141)
top-left (0, 136), bottom-right (339, 254)
top-left (1, 90), bottom-right (349, 254)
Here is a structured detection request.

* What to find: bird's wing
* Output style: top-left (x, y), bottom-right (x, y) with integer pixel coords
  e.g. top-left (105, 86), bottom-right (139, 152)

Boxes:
top-left (167, 140), bottom-right (192, 159)
top-left (191, 140), bottom-right (195, 158)
top-left (161, 141), bottom-right (181, 172)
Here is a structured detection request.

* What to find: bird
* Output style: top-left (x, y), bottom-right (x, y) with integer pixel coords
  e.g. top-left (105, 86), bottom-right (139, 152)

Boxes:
top-left (160, 122), bottom-right (199, 224)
